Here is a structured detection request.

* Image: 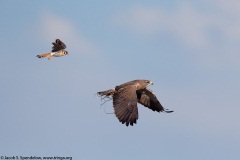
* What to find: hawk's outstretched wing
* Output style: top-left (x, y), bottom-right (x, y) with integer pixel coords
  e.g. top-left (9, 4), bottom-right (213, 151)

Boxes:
top-left (113, 85), bottom-right (139, 126)
top-left (137, 88), bottom-right (173, 113)
top-left (52, 39), bottom-right (66, 52)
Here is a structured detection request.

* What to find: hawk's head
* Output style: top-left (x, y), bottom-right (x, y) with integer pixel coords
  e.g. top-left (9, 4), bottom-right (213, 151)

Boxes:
top-left (64, 50), bottom-right (69, 55)
top-left (136, 80), bottom-right (153, 90)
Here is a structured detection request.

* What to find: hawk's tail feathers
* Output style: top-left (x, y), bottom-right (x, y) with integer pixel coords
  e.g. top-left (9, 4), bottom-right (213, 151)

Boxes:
top-left (36, 53), bottom-right (51, 59)
top-left (97, 89), bottom-right (115, 97)
top-left (97, 89), bottom-right (115, 105)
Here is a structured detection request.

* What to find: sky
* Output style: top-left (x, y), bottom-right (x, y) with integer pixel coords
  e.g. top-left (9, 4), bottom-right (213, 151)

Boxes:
top-left (0, 0), bottom-right (240, 159)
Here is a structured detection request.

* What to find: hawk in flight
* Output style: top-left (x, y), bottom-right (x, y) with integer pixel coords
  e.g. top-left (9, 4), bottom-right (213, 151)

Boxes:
top-left (98, 80), bottom-right (173, 126)
top-left (36, 39), bottom-right (68, 60)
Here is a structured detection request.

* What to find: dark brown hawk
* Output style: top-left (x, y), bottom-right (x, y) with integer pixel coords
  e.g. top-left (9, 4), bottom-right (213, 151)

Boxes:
top-left (97, 80), bottom-right (173, 126)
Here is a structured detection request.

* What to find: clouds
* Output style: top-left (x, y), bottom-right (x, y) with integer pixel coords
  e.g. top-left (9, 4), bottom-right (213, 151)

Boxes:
top-left (113, 5), bottom-right (210, 47)
top-left (112, 2), bottom-right (240, 69)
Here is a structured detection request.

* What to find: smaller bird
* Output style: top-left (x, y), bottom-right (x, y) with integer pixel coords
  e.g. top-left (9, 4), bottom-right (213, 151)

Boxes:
top-left (36, 39), bottom-right (68, 60)
top-left (98, 80), bottom-right (173, 126)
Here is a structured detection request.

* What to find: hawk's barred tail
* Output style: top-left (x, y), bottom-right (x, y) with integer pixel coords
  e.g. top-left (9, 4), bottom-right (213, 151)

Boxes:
top-left (36, 53), bottom-right (51, 59)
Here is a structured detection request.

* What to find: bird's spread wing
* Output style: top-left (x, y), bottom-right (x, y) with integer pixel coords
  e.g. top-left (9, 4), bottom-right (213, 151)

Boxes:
top-left (113, 85), bottom-right (139, 126)
top-left (52, 39), bottom-right (66, 52)
top-left (137, 88), bottom-right (173, 113)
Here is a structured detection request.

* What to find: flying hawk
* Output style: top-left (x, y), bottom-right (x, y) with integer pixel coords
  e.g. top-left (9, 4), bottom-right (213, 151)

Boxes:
top-left (36, 39), bottom-right (68, 60)
top-left (98, 80), bottom-right (173, 126)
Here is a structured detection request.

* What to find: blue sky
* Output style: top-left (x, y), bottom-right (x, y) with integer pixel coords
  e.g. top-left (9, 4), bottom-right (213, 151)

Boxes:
top-left (0, 0), bottom-right (240, 159)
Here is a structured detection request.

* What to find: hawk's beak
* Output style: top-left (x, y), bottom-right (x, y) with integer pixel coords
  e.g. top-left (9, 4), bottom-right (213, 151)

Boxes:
top-left (149, 81), bottom-right (153, 85)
